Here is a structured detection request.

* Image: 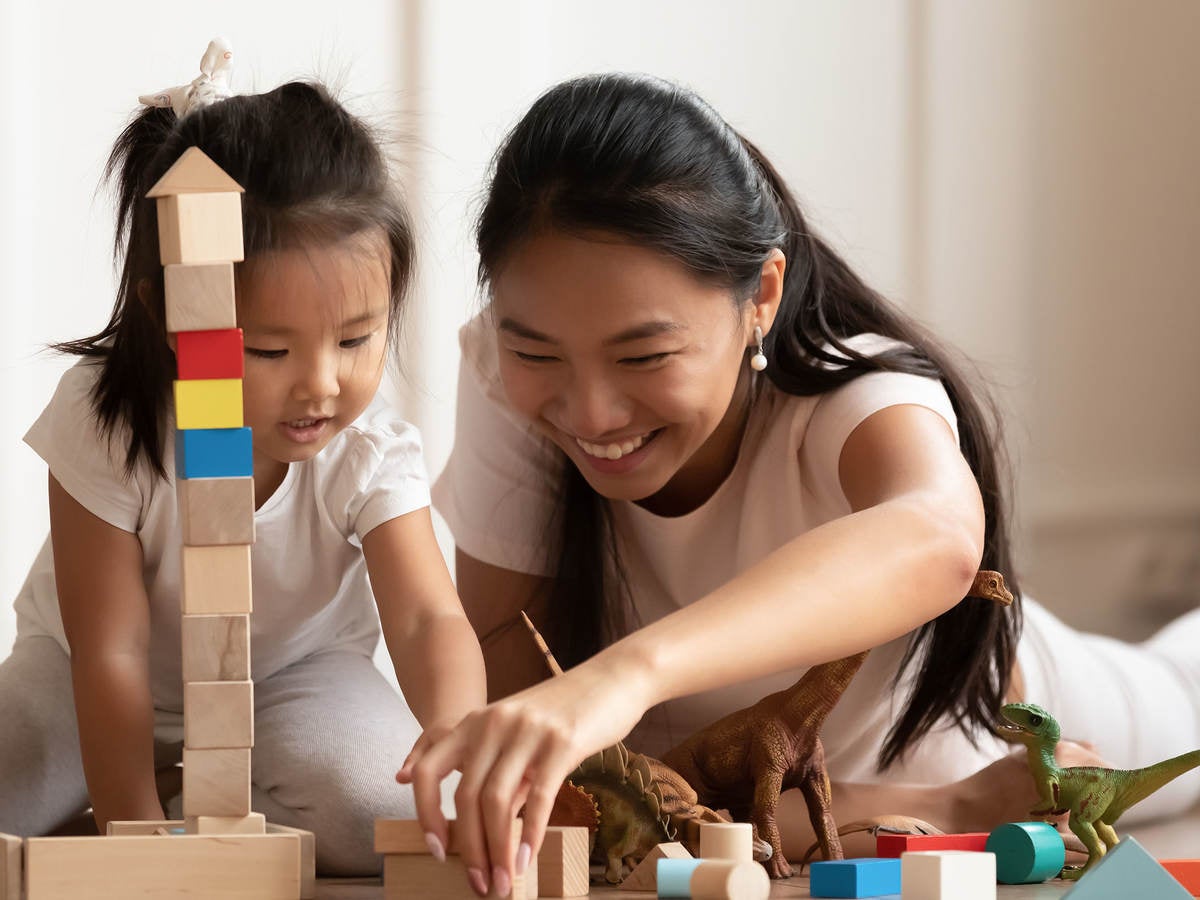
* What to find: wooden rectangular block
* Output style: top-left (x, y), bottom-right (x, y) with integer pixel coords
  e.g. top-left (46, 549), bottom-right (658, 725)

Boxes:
top-left (174, 378), bottom-right (243, 430)
top-left (620, 841), bottom-right (691, 892)
top-left (182, 747), bottom-right (251, 818)
top-left (900, 850), bottom-right (995, 900)
top-left (176, 328), bottom-right (244, 380)
top-left (165, 262), bottom-right (237, 332)
top-left (184, 680), bottom-right (254, 749)
top-left (538, 826), bottom-right (589, 897)
top-left (155, 192), bottom-right (245, 265)
top-left (1, 832), bottom-right (21, 900)
top-left (186, 813), bottom-right (265, 836)
top-left (383, 854), bottom-right (534, 900)
top-left (266, 823), bottom-right (317, 900)
top-left (181, 545), bottom-right (252, 614)
top-left (877, 831), bottom-right (989, 857)
top-left (106, 819), bottom-right (184, 836)
top-left (25, 833), bottom-right (297, 899)
top-left (1163, 860), bottom-right (1200, 896)
top-left (178, 476), bottom-right (255, 546)
top-left (176, 427), bottom-right (253, 479)
top-left (182, 614), bottom-right (251, 682)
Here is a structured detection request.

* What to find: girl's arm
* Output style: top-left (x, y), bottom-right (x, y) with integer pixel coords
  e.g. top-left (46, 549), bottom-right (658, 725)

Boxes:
top-left (404, 403), bottom-right (985, 896)
top-left (48, 475), bottom-right (163, 829)
top-left (361, 507), bottom-right (487, 736)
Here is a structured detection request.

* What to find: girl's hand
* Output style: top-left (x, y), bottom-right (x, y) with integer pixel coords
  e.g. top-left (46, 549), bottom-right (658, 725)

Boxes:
top-left (396, 661), bottom-right (650, 898)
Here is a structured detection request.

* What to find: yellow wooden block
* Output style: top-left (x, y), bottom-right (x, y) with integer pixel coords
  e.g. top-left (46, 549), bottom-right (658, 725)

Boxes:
top-left (266, 823), bottom-right (316, 899)
top-left (184, 680), bottom-right (254, 749)
top-left (175, 378), bottom-right (243, 430)
top-left (538, 826), bottom-right (590, 897)
top-left (1, 832), bottom-right (21, 900)
top-left (186, 813), bottom-right (266, 835)
top-left (177, 476), bottom-right (255, 546)
top-left (182, 614), bottom-right (250, 682)
top-left (182, 747), bottom-right (251, 818)
top-left (155, 192), bottom-right (245, 265)
top-left (25, 833), bottom-right (297, 899)
top-left (164, 262), bottom-right (237, 332)
top-left (181, 545), bottom-right (252, 614)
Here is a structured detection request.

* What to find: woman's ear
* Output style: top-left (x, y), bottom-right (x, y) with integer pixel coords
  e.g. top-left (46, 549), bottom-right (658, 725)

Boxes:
top-left (749, 248), bottom-right (786, 339)
top-left (137, 277), bottom-right (176, 352)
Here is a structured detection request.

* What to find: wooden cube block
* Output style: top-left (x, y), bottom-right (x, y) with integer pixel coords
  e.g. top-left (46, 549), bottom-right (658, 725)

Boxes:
top-left (538, 826), bottom-right (589, 897)
top-left (810, 857), bottom-right (901, 898)
top-left (165, 262), bottom-right (236, 333)
top-left (266, 823), bottom-right (317, 899)
top-left (184, 681), bottom-right (254, 749)
top-left (878, 831), bottom-right (990, 856)
top-left (182, 748), bottom-right (251, 818)
top-left (177, 476), bottom-right (255, 546)
top-left (181, 545), bottom-right (252, 614)
top-left (176, 427), bottom-right (253, 479)
top-left (182, 614), bottom-right (250, 682)
top-left (174, 378), bottom-right (243, 430)
top-left (186, 813), bottom-right (265, 835)
top-left (155, 192), bottom-right (245, 265)
top-left (699, 821), bottom-right (753, 862)
top-left (901, 850), bottom-right (996, 900)
top-left (1, 832), bottom-right (21, 900)
top-left (619, 841), bottom-right (691, 892)
top-left (176, 328), bottom-right (244, 380)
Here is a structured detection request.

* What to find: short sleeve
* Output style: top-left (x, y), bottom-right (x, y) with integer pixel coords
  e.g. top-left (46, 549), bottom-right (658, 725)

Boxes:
top-left (432, 317), bottom-right (562, 575)
top-left (23, 360), bottom-right (149, 533)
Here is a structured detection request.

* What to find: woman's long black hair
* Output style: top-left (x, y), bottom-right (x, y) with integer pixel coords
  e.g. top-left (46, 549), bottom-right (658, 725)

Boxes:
top-left (476, 73), bottom-right (1021, 769)
top-left (57, 81), bottom-right (415, 477)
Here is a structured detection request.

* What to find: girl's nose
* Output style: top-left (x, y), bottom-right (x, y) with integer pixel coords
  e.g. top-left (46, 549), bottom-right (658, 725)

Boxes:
top-left (294, 352), bottom-right (341, 402)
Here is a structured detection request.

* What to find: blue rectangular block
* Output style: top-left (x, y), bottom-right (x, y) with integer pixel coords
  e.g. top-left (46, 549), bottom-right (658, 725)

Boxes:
top-left (175, 428), bottom-right (253, 479)
top-left (810, 857), bottom-right (902, 898)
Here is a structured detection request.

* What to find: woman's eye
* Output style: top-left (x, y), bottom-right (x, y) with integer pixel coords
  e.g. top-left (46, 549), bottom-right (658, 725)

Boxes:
top-left (513, 350), bottom-right (559, 363)
top-left (245, 347), bottom-right (286, 359)
top-left (622, 352), bottom-right (671, 365)
top-left (340, 334), bottom-right (372, 349)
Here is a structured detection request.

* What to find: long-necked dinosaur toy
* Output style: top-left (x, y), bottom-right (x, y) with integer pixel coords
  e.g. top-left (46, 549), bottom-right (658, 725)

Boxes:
top-left (999, 701), bottom-right (1200, 879)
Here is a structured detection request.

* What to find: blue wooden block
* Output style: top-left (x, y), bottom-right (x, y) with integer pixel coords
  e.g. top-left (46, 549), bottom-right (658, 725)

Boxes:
top-left (175, 428), bottom-right (253, 479)
top-left (810, 857), bottom-right (902, 898)
top-left (987, 821), bottom-right (1065, 884)
top-left (1063, 836), bottom-right (1191, 899)
top-left (656, 857), bottom-right (701, 897)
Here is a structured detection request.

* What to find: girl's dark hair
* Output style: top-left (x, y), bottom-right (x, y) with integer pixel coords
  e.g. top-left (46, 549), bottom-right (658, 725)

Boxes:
top-left (57, 81), bottom-right (414, 476)
top-left (476, 73), bottom-right (1021, 769)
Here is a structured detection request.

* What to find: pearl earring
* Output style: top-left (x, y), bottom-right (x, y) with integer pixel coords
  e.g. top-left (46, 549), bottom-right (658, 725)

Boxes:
top-left (750, 326), bottom-right (768, 372)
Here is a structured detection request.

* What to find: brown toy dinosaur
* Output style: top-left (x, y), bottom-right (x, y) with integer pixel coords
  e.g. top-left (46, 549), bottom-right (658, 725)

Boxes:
top-left (660, 570), bottom-right (1014, 878)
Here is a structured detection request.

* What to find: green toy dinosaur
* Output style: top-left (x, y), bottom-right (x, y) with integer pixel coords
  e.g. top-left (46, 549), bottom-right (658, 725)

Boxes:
top-left (998, 702), bottom-right (1200, 880)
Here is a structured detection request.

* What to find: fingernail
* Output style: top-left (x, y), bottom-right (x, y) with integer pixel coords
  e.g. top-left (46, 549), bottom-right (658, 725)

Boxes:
top-left (424, 832), bottom-right (446, 863)
top-left (492, 865), bottom-right (512, 898)
top-left (515, 841), bottom-right (532, 875)
top-left (467, 867), bottom-right (489, 896)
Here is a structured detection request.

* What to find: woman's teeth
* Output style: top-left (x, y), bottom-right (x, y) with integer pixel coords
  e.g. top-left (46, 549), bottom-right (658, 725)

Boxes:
top-left (575, 432), bottom-right (651, 460)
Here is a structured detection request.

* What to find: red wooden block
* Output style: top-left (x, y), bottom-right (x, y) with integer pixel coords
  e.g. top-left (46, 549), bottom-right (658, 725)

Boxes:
top-left (1163, 859), bottom-right (1200, 896)
top-left (176, 329), bottom-right (244, 380)
top-left (876, 831), bottom-right (990, 857)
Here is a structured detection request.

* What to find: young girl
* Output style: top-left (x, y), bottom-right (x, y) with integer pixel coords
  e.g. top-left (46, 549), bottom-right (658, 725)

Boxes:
top-left (401, 73), bottom-right (1200, 897)
top-left (0, 60), bottom-right (486, 875)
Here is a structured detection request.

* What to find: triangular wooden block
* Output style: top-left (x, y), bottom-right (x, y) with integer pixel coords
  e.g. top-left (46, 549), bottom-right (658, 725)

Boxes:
top-left (619, 841), bottom-right (691, 892)
top-left (148, 147), bottom-right (244, 197)
top-left (1063, 836), bottom-right (1192, 899)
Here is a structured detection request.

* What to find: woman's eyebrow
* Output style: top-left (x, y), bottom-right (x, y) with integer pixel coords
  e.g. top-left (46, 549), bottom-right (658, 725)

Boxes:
top-left (498, 317), bottom-right (683, 346)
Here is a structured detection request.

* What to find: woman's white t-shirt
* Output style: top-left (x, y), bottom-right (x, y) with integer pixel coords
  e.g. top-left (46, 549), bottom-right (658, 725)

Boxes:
top-left (434, 315), bottom-right (1013, 785)
top-left (18, 358), bottom-right (430, 713)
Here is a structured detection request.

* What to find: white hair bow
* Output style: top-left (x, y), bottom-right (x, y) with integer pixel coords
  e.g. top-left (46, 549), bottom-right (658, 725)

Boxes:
top-left (138, 38), bottom-right (234, 117)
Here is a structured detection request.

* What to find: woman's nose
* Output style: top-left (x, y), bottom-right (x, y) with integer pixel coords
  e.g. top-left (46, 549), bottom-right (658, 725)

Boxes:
top-left (561, 375), bottom-right (631, 440)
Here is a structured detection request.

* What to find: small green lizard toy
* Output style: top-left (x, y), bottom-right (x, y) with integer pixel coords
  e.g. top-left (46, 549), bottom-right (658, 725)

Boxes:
top-left (999, 702), bottom-right (1200, 879)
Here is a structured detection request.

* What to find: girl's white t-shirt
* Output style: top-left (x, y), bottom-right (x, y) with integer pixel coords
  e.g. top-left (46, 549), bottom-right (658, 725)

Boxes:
top-left (18, 358), bottom-right (430, 713)
top-left (434, 315), bottom-right (1013, 785)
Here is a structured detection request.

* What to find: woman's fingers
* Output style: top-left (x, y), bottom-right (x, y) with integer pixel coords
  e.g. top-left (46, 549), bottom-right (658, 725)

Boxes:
top-left (516, 740), bottom-right (579, 881)
top-left (401, 728), bottom-right (466, 880)
top-left (452, 714), bottom-right (510, 897)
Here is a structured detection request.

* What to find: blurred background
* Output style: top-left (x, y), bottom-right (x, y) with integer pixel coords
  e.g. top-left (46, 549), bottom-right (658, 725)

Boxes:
top-left (2, 0), bottom-right (1198, 664)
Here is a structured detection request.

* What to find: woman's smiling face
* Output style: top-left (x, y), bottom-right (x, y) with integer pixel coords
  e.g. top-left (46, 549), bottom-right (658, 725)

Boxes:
top-left (491, 230), bottom-right (770, 511)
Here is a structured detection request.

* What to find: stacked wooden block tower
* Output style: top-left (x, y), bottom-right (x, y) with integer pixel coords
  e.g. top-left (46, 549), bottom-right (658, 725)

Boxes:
top-left (0, 147), bottom-right (310, 900)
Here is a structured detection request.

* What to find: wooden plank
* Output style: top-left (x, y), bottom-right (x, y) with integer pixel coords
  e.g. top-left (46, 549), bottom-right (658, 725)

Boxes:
top-left (155, 193), bottom-right (245, 265)
top-left (383, 854), bottom-right (534, 900)
top-left (182, 748), bottom-right (251, 818)
top-left (164, 263), bottom-right (236, 333)
top-left (107, 820), bottom-right (184, 836)
top-left (25, 833), bottom-right (297, 899)
top-left (176, 427), bottom-right (253, 479)
top-left (174, 378), bottom-right (243, 430)
top-left (1, 832), bottom-right (21, 900)
top-left (182, 614), bottom-right (251, 682)
top-left (178, 477), bottom-right (255, 547)
top-left (176, 328), bottom-right (244, 381)
top-left (181, 545), bottom-right (252, 615)
top-left (266, 824), bottom-right (317, 899)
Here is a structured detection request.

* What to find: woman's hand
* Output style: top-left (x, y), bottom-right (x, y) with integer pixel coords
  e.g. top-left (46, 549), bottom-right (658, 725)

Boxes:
top-left (396, 659), bottom-right (652, 898)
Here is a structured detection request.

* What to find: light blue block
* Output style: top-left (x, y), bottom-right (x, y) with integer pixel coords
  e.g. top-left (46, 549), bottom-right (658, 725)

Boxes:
top-left (987, 821), bottom-right (1065, 884)
top-left (1063, 836), bottom-right (1191, 899)
top-left (175, 427), bottom-right (253, 478)
top-left (656, 858), bottom-right (702, 898)
top-left (810, 857), bottom-right (902, 897)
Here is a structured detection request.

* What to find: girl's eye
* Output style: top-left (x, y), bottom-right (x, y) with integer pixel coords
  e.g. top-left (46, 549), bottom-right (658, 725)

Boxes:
top-left (245, 347), bottom-right (286, 359)
top-left (512, 350), bottom-right (559, 363)
top-left (340, 334), bottom-right (373, 349)
top-left (622, 352), bottom-right (671, 365)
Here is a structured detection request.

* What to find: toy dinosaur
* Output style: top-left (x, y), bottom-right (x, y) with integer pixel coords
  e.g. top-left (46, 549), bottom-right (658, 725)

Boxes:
top-left (999, 701), bottom-right (1200, 879)
top-left (660, 569), bottom-right (1014, 878)
top-left (796, 815), bottom-right (943, 870)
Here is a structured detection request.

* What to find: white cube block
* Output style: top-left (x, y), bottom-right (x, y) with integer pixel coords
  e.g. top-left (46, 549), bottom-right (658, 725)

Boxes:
top-left (902, 850), bottom-right (996, 900)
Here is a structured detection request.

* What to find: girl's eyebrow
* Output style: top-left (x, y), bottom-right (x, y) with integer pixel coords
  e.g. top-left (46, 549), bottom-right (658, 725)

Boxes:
top-left (498, 317), bottom-right (683, 346)
top-left (243, 307), bottom-right (388, 336)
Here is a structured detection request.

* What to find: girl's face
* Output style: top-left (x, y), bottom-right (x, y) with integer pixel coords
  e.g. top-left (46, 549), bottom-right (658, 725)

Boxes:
top-left (237, 234), bottom-right (391, 489)
top-left (492, 231), bottom-right (778, 513)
